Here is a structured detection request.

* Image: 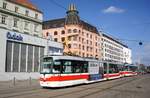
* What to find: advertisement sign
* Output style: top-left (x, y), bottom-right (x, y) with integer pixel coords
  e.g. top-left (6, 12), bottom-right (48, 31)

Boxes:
top-left (7, 32), bottom-right (23, 41)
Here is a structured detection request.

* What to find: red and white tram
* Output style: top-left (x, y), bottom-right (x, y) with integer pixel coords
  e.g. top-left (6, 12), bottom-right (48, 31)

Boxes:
top-left (40, 55), bottom-right (104, 87)
top-left (39, 55), bottom-right (136, 88)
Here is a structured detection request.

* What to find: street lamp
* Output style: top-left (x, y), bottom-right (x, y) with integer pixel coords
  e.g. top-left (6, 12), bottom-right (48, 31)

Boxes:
top-left (138, 41), bottom-right (143, 73)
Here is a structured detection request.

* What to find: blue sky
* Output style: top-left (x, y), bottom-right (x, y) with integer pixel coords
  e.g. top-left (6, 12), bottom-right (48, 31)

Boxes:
top-left (31, 0), bottom-right (150, 65)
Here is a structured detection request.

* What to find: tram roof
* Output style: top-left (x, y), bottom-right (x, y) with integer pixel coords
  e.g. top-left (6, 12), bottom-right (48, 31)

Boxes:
top-left (43, 55), bottom-right (100, 62)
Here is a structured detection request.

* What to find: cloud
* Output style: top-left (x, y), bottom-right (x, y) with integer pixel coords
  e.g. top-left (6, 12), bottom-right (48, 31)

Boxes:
top-left (102, 6), bottom-right (125, 13)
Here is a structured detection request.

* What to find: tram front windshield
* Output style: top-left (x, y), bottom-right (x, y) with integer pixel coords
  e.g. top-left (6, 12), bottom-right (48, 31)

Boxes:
top-left (40, 57), bottom-right (61, 74)
top-left (40, 57), bottom-right (53, 74)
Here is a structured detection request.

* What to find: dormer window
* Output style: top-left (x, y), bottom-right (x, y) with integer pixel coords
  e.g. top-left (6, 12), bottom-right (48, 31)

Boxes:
top-left (15, 6), bottom-right (19, 12)
top-left (3, 2), bottom-right (7, 9)
top-left (35, 13), bottom-right (38, 19)
top-left (25, 10), bottom-right (29, 16)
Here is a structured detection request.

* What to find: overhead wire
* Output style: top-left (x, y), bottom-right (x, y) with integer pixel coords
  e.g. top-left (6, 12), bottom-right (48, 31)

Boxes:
top-left (48, 0), bottom-right (150, 43)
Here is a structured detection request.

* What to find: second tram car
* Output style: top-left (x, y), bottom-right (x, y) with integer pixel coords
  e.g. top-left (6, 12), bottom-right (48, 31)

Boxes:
top-left (120, 64), bottom-right (138, 76)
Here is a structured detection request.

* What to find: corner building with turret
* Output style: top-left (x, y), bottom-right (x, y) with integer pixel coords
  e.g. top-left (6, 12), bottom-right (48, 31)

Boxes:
top-left (43, 4), bottom-right (102, 59)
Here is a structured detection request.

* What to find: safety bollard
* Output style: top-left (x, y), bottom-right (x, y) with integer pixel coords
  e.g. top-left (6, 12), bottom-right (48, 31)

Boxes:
top-left (29, 76), bottom-right (31, 86)
top-left (13, 77), bottom-right (16, 86)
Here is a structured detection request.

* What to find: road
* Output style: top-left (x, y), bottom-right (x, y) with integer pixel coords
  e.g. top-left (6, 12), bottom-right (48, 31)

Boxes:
top-left (0, 74), bottom-right (150, 98)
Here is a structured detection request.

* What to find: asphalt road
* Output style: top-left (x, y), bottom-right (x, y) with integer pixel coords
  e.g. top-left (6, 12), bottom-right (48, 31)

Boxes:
top-left (0, 74), bottom-right (150, 98)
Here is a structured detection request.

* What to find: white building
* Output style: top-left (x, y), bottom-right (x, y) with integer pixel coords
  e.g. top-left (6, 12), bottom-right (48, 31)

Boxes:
top-left (101, 33), bottom-right (132, 64)
top-left (123, 47), bottom-right (132, 64)
top-left (0, 0), bottom-right (63, 81)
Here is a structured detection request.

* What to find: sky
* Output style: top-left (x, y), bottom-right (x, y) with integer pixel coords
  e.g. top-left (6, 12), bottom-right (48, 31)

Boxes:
top-left (30, 0), bottom-right (150, 65)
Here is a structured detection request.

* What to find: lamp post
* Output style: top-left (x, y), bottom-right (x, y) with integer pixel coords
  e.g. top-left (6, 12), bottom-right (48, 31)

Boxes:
top-left (138, 42), bottom-right (143, 73)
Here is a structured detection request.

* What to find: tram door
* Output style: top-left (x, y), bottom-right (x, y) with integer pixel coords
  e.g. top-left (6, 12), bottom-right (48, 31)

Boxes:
top-left (99, 62), bottom-right (104, 78)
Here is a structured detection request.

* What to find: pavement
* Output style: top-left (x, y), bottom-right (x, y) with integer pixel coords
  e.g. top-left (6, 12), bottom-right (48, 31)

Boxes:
top-left (0, 74), bottom-right (150, 98)
top-left (0, 79), bottom-right (40, 91)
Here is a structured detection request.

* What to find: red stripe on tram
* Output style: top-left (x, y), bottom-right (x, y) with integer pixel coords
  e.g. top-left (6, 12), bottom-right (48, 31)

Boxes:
top-left (104, 73), bottom-right (120, 78)
top-left (40, 74), bottom-right (89, 82)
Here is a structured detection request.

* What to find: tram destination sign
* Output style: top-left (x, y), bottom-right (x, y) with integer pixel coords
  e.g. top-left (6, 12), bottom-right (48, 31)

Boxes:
top-left (7, 32), bottom-right (23, 41)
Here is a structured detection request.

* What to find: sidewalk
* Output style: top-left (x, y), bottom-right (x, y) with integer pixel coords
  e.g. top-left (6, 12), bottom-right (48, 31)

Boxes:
top-left (0, 79), bottom-right (40, 91)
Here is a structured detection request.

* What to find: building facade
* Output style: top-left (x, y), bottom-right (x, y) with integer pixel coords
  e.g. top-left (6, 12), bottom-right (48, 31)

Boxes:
top-left (0, 0), bottom-right (63, 81)
top-left (0, 0), bottom-right (43, 37)
top-left (101, 34), bottom-right (132, 64)
top-left (43, 4), bottom-right (101, 59)
top-left (123, 47), bottom-right (132, 64)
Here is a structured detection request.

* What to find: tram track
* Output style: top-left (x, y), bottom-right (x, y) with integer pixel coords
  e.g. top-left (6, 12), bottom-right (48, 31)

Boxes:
top-left (0, 75), bottom-right (142, 98)
top-left (47, 76), bottom-right (141, 98)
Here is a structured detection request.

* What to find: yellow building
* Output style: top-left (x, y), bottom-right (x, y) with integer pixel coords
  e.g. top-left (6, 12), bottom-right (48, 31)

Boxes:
top-left (43, 4), bottom-right (101, 59)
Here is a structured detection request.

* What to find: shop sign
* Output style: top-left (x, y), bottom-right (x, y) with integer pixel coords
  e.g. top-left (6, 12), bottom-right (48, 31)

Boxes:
top-left (7, 32), bottom-right (23, 41)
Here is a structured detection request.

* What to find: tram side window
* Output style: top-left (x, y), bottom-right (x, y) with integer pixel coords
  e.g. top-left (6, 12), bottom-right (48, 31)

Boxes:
top-left (109, 64), bottom-right (119, 73)
top-left (53, 60), bottom-right (61, 73)
top-left (62, 61), bottom-right (72, 74)
top-left (72, 61), bottom-right (88, 73)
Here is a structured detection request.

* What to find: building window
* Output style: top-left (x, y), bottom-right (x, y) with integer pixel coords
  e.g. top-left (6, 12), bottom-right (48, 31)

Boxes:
top-left (90, 47), bottom-right (93, 52)
top-left (68, 44), bottom-right (71, 48)
top-left (5, 41), bottom-right (44, 72)
top-left (61, 37), bottom-right (65, 42)
top-left (54, 38), bottom-right (58, 42)
top-left (13, 18), bottom-right (19, 28)
top-left (87, 33), bottom-right (89, 38)
top-left (3, 2), bottom-right (7, 9)
top-left (79, 37), bottom-right (81, 41)
top-left (73, 44), bottom-right (77, 48)
top-left (25, 10), bottom-right (29, 16)
top-left (87, 54), bottom-right (89, 57)
top-left (95, 36), bottom-right (97, 40)
top-left (73, 29), bottom-right (77, 33)
top-left (87, 46), bottom-right (89, 51)
top-left (90, 34), bottom-right (92, 39)
top-left (90, 41), bottom-right (92, 45)
top-left (24, 21), bottom-right (29, 30)
top-left (95, 42), bottom-right (97, 46)
top-left (61, 30), bottom-right (65, 34)
top-left (35, 13), bottom-right (38, 19)
top-left (87, 40), bottom-right (89, 44)
top-left (82, 38), bottom-right (84, 43)
top-left (68, 29), bottom-right (71, 33)
top-left (54, 31), bottom-right (58, 35)
top-left (68, 36), bottom-right (71, 41)
top-left (15, 6), bottom-right (19, 12)
top-left (82, 45), bottom-right (85, 50)
top-left (79, 44), bottom-right (81, 49)
top-left (82, 53), bottom-right (85, 57)
top-left (79, 30), bottom-right (81, 33)
top-left (82, 32), bottom-right (84, 35)
top-left (34, 24), bottom-right (38, 32)
top-left (96, 49), bottom-right (98, 53)
top-left (1, 15), bottom-right (6, 24)
top-left (73, 36), bottom-right (77, 41)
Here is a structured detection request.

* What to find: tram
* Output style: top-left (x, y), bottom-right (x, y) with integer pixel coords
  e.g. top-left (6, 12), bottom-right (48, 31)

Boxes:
top-left (40, 55), bottom-right (104, 87)
top-left (39, 55), bottom-right (135, 87)
top-left (120, 64), bottom-right (138, 77)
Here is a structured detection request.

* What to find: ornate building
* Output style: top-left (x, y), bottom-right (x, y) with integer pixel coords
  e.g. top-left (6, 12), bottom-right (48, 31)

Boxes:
top-left (43, 4), bottom-right (101, 59)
